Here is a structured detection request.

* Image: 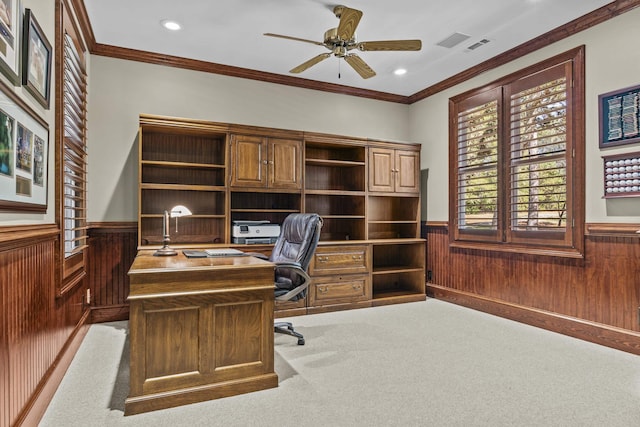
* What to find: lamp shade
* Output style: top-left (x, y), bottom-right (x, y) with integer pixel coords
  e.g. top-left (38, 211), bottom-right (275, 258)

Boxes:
top-left (170, 205), bottom-right (192, 218)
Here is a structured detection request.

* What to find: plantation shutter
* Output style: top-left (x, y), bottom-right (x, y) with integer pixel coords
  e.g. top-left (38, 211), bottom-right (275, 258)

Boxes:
top-left (452, 87), bottom-right (502, 243)
top-left (505, 62), bottom-right (573, 247)
top-left (62, 30), bottom-right (88, 274)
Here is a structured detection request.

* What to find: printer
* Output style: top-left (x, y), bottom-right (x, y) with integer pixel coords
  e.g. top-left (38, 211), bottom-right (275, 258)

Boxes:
top-left (232, 220), bottom-right (281, 244)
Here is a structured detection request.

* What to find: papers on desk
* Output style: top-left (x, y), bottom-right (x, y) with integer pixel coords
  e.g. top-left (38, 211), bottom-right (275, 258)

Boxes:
top-left (183, 248), bottom-right (246, 258)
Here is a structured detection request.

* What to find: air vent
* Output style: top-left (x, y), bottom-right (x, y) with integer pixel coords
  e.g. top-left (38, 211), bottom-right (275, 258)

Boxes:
top-left (436, 32), bottom-right (471, 49)
top-left (466, 38), bottom-right (491, 51)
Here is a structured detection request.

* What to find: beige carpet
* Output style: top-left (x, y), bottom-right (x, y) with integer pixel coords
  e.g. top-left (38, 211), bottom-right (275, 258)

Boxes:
top-left (40, 299), bottom-right (640, 426)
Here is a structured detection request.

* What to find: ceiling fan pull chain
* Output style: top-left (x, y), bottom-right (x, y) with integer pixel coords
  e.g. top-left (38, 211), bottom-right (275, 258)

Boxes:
top-left (338, 58), bottom-right (341, 79)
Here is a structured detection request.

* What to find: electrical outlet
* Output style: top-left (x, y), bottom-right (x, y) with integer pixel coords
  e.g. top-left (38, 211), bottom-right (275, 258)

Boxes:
top-left (86, 288), bottom-right (91, 305)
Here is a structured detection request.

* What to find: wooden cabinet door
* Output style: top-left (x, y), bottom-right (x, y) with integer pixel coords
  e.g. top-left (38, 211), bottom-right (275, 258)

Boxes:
top-left (268, 138), bottom-right (302, 189)
top-left (395, 150), bottom-right (420, 193)
top-left (368, 147), bottom-right (395, 192)
top-left (231, 135), bottom-right (267, 187)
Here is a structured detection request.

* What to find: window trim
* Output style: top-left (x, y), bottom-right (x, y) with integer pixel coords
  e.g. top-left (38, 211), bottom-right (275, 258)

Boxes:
top-left (448, 46), bottom-right (585, 258)
top-left (55, 0), bottom-right (89, 295)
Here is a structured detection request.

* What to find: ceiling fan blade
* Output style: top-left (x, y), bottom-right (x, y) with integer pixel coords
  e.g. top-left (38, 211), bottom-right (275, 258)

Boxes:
top-left (290, 53), bottom-right (332, 73)
top-left (264, 33), bottom-right (325, 47)
top-left (356, 40), bottom-right (422, 51)
top-left (335, 6), bottom-right (362, 41)
top-left (344, 54), bottom-right (376, 79)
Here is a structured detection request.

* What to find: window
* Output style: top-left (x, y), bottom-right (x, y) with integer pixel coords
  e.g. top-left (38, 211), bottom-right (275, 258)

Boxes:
top-left (449, 46), bottom-right (584, 257)
top-left (56, 0), bottom-right (88, 294)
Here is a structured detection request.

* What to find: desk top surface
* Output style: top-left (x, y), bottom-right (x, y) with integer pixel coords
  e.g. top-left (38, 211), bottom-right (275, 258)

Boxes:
top-left (129, 249), bottom-right (273, 275)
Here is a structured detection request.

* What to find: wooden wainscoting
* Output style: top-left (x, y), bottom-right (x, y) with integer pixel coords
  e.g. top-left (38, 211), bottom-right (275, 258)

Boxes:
top-left (425, 222), bottom-right (640, 355)
top-left (87, 223), bottom-right (138, 323)
top-left (0, 225), bottom-right (89, 427)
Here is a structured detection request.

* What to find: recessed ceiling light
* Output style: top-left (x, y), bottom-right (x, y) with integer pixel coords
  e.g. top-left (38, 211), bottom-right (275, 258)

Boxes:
top-left (161, 20), bottom-right (181, 31)
top-left (394, 68), bottom-right (407, 76)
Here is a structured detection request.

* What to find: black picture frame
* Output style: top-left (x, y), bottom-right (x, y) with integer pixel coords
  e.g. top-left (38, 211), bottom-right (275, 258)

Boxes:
top-left (0, 0), bottom-right (21, 85)
top-left (21, 8), bottom-right (51, 109)
top-left (598, 84), bottom-right (640, 149)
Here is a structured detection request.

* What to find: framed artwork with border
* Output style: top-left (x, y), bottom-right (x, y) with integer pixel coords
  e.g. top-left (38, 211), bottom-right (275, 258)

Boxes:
top-left (21, 8), bottom-right (51, 109)
top-left (0, 78), bottom-right (49, 212)
top-left (0, 0), bottom-right (21, 84)
top-left (598, 83), bottom-right (640, 149)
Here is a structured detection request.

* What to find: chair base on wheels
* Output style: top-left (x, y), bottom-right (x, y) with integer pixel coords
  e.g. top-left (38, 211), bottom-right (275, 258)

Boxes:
top-left (275, 321), bottom-right (305, 345)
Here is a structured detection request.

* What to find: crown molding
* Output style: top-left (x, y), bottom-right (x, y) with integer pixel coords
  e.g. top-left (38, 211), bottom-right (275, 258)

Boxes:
top-left (91, 43), bottom-right (411, 104)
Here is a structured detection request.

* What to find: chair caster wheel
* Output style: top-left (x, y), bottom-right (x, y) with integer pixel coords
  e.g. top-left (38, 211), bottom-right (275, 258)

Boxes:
top-left (297, 338), bottom-right (305, 345)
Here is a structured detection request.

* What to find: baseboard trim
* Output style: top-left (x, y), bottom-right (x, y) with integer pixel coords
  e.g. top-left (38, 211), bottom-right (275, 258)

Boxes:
top-left (90, 304), bottom-right (130, 323)
top-left (427, 284), bottom-right (640, 356)
top-left (16, 309), bottom-right (91, 427)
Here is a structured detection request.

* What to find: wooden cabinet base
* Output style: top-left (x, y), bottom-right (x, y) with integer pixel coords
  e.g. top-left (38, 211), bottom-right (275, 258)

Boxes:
top-left (124, 373), bottom-right (278, 415)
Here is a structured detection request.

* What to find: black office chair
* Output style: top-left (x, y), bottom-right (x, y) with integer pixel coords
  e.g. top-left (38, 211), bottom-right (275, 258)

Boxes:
top-left (268, 213), bottom-right (322, 345)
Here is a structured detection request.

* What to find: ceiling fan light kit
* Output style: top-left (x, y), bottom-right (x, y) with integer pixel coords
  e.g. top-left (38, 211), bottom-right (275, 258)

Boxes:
top-left (264, 5), bottom-right (422, 79)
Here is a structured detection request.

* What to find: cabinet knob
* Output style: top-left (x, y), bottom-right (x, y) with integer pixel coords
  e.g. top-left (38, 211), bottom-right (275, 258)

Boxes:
top-left (263, 160), bottom-right (268, 165)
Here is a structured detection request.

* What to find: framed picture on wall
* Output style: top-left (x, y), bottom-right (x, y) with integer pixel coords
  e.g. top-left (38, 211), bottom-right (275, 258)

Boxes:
top-left (21, 8), bottom-right (51, 109)
top-left (598, 84), bottom-right (640, 149)
top-left (0, 79), bottom-right (49, 212)
top-left (0, 0), bottom-right (21, 84)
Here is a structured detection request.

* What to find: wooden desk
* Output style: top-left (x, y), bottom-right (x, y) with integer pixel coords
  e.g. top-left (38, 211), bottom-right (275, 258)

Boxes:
top-left (124, 250), bottom-right (278, 415)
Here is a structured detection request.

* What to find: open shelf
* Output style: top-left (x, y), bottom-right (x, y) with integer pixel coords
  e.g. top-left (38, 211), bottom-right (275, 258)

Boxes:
top-left (368, 196), bottom-right (419, 221)
top-left (318, 218), bottom-right (366, 241)
top-left (371, 271), bottom-right (425, 301)
top-left (305, 163), bottom-right (365, 192)
top-left (231, 192), bottom-right (301, 211)
top-left (141, 163), bottom-right (225, 187)
top-left (141, 131), bottom-right (226, 165)
top-left (139, 216), bottom-right (226, 245)
top-left (371, 241), bottom-right (425, 301)
top-left (141, 189), bottom-right (225, 216)
top-left (372, 242), bottom-right (425, 272)
top-left (305, 194), bottom-right (365, 217)
top-left (305, 142), bottom-right (366, 163)
top-left (231, 191), bottom-right (301, 226)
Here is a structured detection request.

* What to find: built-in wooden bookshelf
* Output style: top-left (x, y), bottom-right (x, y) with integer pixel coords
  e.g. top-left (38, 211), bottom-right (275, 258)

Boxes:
top-left (136, 116), bottom-right (425, 314)
top-left (138, 120), bottom-right (228, 246)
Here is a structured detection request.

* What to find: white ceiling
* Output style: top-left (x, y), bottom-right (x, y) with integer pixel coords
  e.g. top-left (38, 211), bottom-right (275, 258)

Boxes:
top-left (83, 0), bottom-right (614, 97)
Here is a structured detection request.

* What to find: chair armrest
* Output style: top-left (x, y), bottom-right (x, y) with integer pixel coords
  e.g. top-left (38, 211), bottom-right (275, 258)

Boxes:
top-left (274, 262), bottom-right (312, 302)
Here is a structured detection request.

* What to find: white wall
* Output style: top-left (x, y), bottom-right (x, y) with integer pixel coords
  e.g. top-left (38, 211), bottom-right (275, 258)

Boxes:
top-left (411, 7), bottom-right (640, 223)
top-left (87, 57), bottom-right (410, 221)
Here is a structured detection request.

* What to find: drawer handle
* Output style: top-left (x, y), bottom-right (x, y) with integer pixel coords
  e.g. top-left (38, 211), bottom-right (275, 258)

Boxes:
top-left (351, 255), bottom-right (362, 260)
top-left (318, 286), bottom-right (329, 294)
top-left (352, 284), bottom-right (361, 290)
top-left (318, 256), bottom-right (328, 263)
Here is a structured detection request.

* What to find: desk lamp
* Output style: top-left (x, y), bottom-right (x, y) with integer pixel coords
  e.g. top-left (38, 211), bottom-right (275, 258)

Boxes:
top-left (154, 205), bottom-right (192, 256)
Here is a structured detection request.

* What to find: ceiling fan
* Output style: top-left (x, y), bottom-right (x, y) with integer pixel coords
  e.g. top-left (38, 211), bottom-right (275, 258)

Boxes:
top-left (264, 5), bottom-right (422, 79)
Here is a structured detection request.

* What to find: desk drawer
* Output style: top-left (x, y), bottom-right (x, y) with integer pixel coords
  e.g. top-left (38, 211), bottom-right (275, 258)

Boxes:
top-left (308, 275), bottom-right (370, 306)
top-left (310, 245), bottom-right (369, 276)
